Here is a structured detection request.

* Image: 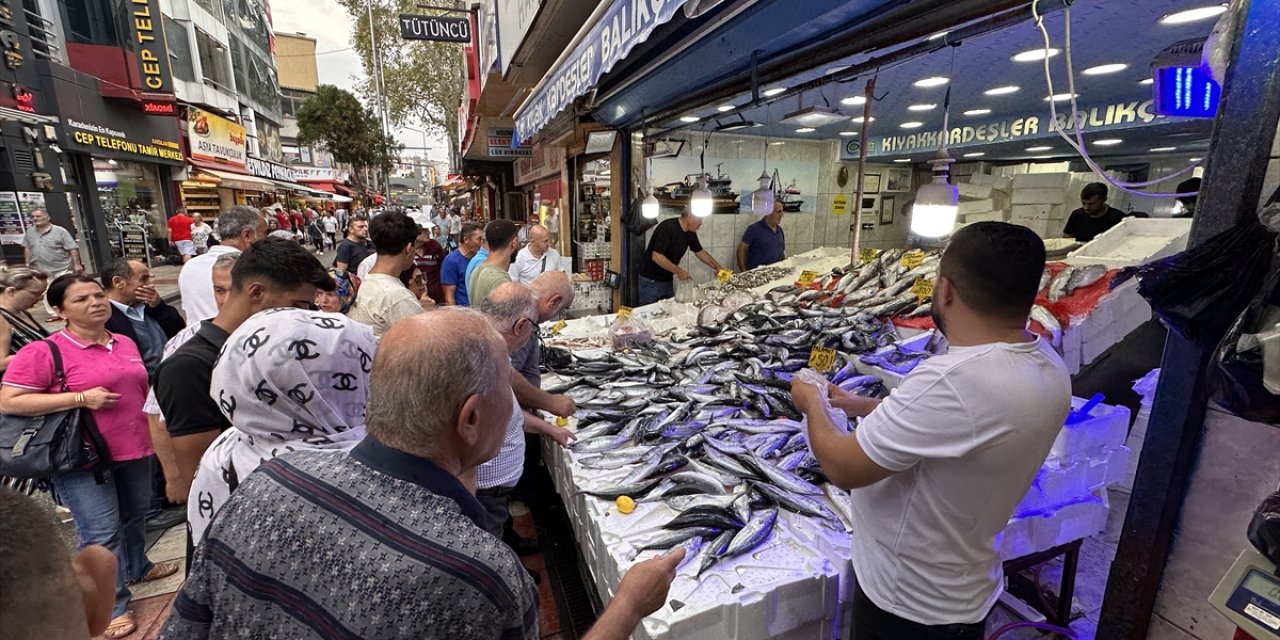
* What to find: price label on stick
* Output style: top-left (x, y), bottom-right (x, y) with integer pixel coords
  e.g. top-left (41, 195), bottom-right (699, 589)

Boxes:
top-left (859, 248), bottom-right (878, 265)
top-left (911, 278), bottom-right (935, 303)
top-left (901, 249), bottom-right (925, 269)
top-left (798, 270), bottom-right (818, 286)
top-left (717, 269), bottom-right (732, 285)
top-left (809, 346), bottom-right (837, 373)
top-left (550, 320), bottom-right (567, 335)
top-left (616, 306), bottom-right (633, 319)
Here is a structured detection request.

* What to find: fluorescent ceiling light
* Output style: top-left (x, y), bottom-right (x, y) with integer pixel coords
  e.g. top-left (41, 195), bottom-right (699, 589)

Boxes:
top-left (679, 116), bottom-right (700, 123)
top-left (900, 121), bottom-right (925, 129)
top-left (1083, 63), bottom-right (1128, 75)
top-left (1045, 93), bottom-right (1079, 102)
top-left (1159, 5), bottom-right (1227, 25)
top-left (1190, 157), bottom-right (1202, 161)
top-left (1149, 146), bottom-right (1177, 152)
top-left (826, 65), bottom-right (849, 75)
top-left (1012, 48), bottom-right (1060, 62)
top-left (984, 85), bottom-right (1020, 95)
top-left (913, 76), bottom-right (949, 88)
top-left (927, 31), bottom-right (949, 41)
top-left (1139, 78), bottom-right (1154, 85)
top-left (769, 141), bottom-right (786, 146)
top-left (717, 104), bottom-right (735, 112)
top-left (851, 116), bottom-right (875, 123)
top-left (1025, 145), bottom-right (1053, 152)
top-left (838, 131), bottom-right (858, 136)
top-left (908, 104), bottom-right (937, 111)
top-left (963, 108), bottom-right (992, 116)
top-left (962, 152), bottom-right (986, 158)
top-left (780, 105), bottom-right (848, 127)
top-left (893, 158), bottom-right (913, 163)
top-left (1094, 138), bottom-right (1123, 146)
top-left (841, 95), bottom-right (867, 106)
top-left (795, 127), bottom-right (816, 133)
top-left (763, 87), bottom-right (786, 97)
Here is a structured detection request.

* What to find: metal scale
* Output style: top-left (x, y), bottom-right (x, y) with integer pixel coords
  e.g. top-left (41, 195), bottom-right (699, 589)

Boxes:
top-left (1209, 548), bottom-right (1280, 638)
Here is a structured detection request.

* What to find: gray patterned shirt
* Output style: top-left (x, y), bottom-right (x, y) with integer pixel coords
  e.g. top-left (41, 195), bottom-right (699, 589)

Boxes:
top-left (162, 439), bottom-right (540, 639)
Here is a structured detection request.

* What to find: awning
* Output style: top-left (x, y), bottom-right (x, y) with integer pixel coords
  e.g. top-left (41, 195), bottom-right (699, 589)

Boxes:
top-left (511, 0), bottom-right (696, 146)
top-left (193, 167), bottom-right (276, 192)
top-left (301, 180), bottom-right (354, 196)
top-left (268, 178), bottom-right (332, 198)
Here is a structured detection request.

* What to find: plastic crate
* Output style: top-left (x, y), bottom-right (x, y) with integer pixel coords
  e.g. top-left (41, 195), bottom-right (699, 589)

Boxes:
top-left (1065, 218), bottom-right (1192, 269)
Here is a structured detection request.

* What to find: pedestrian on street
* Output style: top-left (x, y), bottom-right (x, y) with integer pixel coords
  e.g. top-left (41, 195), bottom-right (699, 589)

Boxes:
top-left (189, 213), bottom-right (215, 255)
top-left (334, 217), bottom-right (374, 273)
top-left (167, 208), bottom-right (195, 264)
top-left (508, 223), bottom-right (564, 285)
top-left (347, 211), bottom-right (433, 339)
top-left (414, 223), bottom-right (447, 305)
top-left (0, 268), bottom-right (49, 375)
top-left (162, 308), bottom-right (684, 640)
top-left (101, 259), bottom-right (184, 377)
top-left (449, 209), bottom-right (462, 247)
top-left (469, 219), bottom-right (520, 307)
top-left (0, 275), bottom-right (180, 639)
top-left (321, 211), bottom-right (338, 248)
top-left (441, 222), bottom-right (483, 306)
top-left (177, 206), bottom-right (264, 327)
top-left (22, 208), bottom-right (84, 316)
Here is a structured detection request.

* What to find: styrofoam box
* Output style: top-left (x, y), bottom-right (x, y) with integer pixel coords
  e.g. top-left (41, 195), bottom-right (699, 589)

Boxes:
top-left (1014, 459), bottom-right (1091, 517)
top-left (970, 173), bottom-right (1013, 191)
top-left (1014, 218), bottom-right (1057, 238)
top-left (1011, 188), bottom-right (1068, 205)
top-left (958, 199), bottom-right (996, 215)
top-left (1065, 218), bottom-right (1193, 269)
top-left (1011, 203), bottom-right (1066, 221)
top-left (962, 210), bottom-right (1010, 224)
top-left (1047, 397), bottom-right (1132, 462)
top-left (1012, 173), bottom-right (1071, 190)
top-left (957, 183), bottom-right (996, 200)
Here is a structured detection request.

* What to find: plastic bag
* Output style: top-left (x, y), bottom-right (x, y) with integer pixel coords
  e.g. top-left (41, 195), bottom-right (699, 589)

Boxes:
top-left (1209, 266), bottom-right (1280, 424)
top-left (1247, 491), bottom-right (1280, 567)
top-left (794, 368), bottom-right (853, 447)
top-left (1112, 220), bottom-right (1278, 350)
top-left (609, 313), bottom-right (653, 349)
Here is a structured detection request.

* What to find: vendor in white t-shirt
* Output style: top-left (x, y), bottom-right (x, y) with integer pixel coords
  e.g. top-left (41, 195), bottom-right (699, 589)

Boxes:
top-left (791, 222), bottom-right (1072, 639)
top-left (508, 223), bottom-right (562, 285)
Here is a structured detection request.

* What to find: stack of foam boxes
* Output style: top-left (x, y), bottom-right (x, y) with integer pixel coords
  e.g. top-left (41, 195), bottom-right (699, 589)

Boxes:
top-left (1008, 173), bottom-right (1076, 238)
top-left (998, 397), bottom-right (1132, 560)
top-left (955, 173), bottom-right (1013, 229)
top-left (1121, 369), bottom-right (1160, 492)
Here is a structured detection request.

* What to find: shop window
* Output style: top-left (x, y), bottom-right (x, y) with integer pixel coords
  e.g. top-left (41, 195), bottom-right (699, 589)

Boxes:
top-left (192, 0), bottom-right (222, 22)
top-left (196, 28), bottom-right (233, 91)
top-left (24, 0), bottom-right (61, 61)
top-left (229, 34), bottom-right (248, 97)
top-left (165, 17), bottom-right (195, 83)
top-left (93, 158), bottom-right (164, 231)
top-left (57, 0), bottom-right (119, 47)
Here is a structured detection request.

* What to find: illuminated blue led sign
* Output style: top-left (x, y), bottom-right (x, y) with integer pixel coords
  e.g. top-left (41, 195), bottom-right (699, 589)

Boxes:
top-left (1153, 66), bottom-right (1221, 118)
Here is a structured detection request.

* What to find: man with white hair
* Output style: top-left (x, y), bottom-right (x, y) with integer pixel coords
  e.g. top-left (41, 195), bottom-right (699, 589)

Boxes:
top-left (178, 206), bottom-right (265, 327)
top-left (508, 224), bottom-right (563, 285)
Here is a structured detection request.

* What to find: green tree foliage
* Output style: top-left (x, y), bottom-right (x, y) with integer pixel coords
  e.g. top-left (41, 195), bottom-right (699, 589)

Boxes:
top-left (295, 85), bottom-right (403, 191)
top-left (335, 0), bottom-right (464, 158)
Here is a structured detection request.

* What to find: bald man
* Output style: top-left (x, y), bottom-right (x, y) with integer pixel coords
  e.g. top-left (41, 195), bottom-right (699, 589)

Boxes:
top-left (509, 223), bottom-right (564, 285)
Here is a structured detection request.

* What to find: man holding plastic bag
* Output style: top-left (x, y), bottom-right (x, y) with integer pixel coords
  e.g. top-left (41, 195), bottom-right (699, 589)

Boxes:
top-left (790, 222), bottom-right (1072, 639)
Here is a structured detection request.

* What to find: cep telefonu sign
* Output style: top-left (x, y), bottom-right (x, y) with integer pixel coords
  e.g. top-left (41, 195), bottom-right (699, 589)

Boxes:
top-left (129, 0), bottom-right (174, 94)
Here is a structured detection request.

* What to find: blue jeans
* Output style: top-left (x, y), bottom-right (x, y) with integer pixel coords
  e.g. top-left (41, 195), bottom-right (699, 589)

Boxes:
top-left (638, 276), bottom-right (675, 306)
top-left (53, 457), bottom-right (156, 618)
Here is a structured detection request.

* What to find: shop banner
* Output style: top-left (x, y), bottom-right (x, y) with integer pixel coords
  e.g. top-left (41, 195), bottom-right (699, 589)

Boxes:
top-left (294, 166), bottom-right (345, 182)
top-left (129, 0), bottom-right (174, 94)
top-left (512, 0), bottom-right (694, 146)
top-left (63, 118), bottom-right (183, 164)
top-left (187, 107), bottom-right (247, 169)
top-left (246, 156), bottom-right (298, 182)
top-left (0, 193), bottom-right (25, 245)
top-left (488, 127), bottom-right (532, 157)
top-left (515, 144), bottom-right (563, 186)
top-left (398, 14), bottom-right (472, 43)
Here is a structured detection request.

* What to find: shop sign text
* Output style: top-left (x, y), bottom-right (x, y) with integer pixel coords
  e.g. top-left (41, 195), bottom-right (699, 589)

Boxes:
top-left (129, 0), bottom-right (174, 94)
top-left (66, 118), bottom-right (182, 161)
top-left (246, 156), bottom-right (297, 182)
top-left (870, 99), bottom-right (1161, 156)
top-left (188, 107), bottom-right (246, 169)
top-left (399, 14), bottom-right (471, 43)
top-left (487, 127), bottom-right (532, 158)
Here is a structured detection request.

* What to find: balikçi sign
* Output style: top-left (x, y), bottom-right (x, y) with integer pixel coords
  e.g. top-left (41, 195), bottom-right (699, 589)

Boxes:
top-left (398, 14), bottom-right (471, 43)
top-left (512, 0), bottom-right (694, 146)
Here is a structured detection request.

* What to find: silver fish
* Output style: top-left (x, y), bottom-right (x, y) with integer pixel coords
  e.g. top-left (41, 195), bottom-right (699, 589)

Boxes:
top-left (719, 508), bottom-right (778, 559)
top-left (1030, 304), bottom-right (1063, 349)
top-left (749, 453), bottom-right (823, 496)
top-left (1047, 266), bottom-right (1077, 302)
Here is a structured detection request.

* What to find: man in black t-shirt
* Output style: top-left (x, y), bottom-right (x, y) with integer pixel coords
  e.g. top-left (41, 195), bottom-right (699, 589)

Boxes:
top-left (637, 211), bottom-right (728, 305)
top-left (334, 217), bottom-right (374, 273)
top-left (1062, 182), bottom-right (1125, 243)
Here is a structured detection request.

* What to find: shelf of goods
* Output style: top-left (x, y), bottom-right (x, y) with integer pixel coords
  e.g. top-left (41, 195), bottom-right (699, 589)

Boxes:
top-left (181, 185), bottom-right (222, 216)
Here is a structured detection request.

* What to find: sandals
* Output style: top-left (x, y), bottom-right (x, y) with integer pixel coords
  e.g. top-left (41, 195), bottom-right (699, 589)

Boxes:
top-left (132, 560), bottom-right (180, 584)
top-left (104, 612), bottom-right (137, 638)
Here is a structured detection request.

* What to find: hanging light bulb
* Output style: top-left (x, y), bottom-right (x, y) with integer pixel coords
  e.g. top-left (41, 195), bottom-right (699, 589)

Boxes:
top-left (910, 148), bottom-right (959, 238)
top-left (751, 171), bottom-right (774, 215)
top-left (690, 176), bottom-right (714, 217)
top-left (642, 190), bottom-right (660, 218)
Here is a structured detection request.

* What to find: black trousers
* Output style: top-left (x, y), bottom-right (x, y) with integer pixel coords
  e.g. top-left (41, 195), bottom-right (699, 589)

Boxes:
top-left (851, 587), bottom-right (985, 640)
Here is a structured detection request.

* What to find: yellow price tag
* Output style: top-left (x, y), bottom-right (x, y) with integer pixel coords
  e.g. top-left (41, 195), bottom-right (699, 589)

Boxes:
top-left (550, 320), bottom-right (567, 335)
top-left (900, 249), bottom-right (925, 269)
top-left (616, 306), bottom-right (633, 320)
top-left (910, 278), bottom-right (935, 303)
top-left (859, 248), bottom-right (878, 265)
top-left (717, 269), bottom-right (732, 284)
top-left (808, 346), bottom-right (837, 373)
top-left (798, 270), bottom-right (818, 286)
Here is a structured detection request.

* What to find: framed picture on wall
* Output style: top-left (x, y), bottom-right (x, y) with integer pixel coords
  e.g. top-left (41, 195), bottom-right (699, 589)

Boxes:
top-left (884, 167), bottom-right (912, 193)
top-left (863, 173), bottom-right (881, 194)
top-left (880, 195), bottom-right (896, 225)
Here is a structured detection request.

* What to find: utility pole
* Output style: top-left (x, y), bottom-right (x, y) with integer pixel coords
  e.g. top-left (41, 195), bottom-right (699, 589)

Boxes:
top-left (366, 0), bottom-right (391, 200)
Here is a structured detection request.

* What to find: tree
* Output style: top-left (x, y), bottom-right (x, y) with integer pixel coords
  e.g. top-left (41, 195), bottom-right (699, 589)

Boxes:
top-left (336, 0), bottom-right (465, 165)
top-left (295, 85), bottom-right (403, 193)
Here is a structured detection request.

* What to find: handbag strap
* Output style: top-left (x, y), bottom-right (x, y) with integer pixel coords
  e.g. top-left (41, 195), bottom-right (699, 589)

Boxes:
top-left (44, 339), bottom-right (70, 393)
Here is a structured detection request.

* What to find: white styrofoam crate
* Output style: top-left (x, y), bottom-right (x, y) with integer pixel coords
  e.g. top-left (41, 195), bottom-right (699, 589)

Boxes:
top-left (961, 210), bottom-right (1011, 224)
top-left (957, 183), bottom-right (996, 200)
top-left (970, 173), bottom-right (1013, 191)
top-left (1047, 397), bottom-right (1131, 462)
top-left (958, 199), bottom-right (997, 215)
top-left (1011, 203), bottom-right (1066, 221)
top-left (1012, 188), bottom-right (1069, 205)
top-left (1012, 173), bottom-right (1071, 190)
top-left (1065, 218), bottom-right (1193, 269)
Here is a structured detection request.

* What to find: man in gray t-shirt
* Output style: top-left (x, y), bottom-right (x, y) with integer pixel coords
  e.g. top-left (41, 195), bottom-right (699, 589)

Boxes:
top-left (22, 208), bottom-right (82, 277)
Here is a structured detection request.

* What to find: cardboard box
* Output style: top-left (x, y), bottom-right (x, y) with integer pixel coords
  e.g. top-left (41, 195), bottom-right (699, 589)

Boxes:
top-left (1012, 172), bottom-right (1071, 190)
top-left (1012, 188), bottom-right (1069, 205)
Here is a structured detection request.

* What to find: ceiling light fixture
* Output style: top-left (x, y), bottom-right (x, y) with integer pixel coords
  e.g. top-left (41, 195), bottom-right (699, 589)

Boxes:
top-left (642, 126), bottom-right (659, 219)
top-left (900, 121), bottom-right (925, 129)
top-left (1139, 78), bottom-right (1154, 85)
top-left (795, 127), bottom-right (816, 133)
top-left (908, 104), bottom-right (937, 111)
top-left (1083, 63), bottom-right (1129, 75)
top-left (851, 116), bottom-right (875, 123)
top-left (769, 141), bottom-right (785, 146)
top-left (717, 104), bottom-right (735, 112)
top-left (679, 116), bottom-right (700, 123)
top-left (841, 95), bottom-right (867, 106)
top-left (751, 100), bottom-right (775, 216)
top-left (1025, 145), bottom-right (1053, 152)
top-left (763, 87), bottom-right (786, 97)
top-left (984, 85), bottom-right (1020, 95)
top-left (962, 152), bottom-right (985, 158)
top-left (780, 105), bottom-right (848, 127)
top-left (1094, 138), bottom-right (1123, 146)
top-left (894, 158), bottom-right (913, 163)
top-left (1190, 157), bottom-right (1202, 162)
top-left (911, 44), bottom-right (960, 240)
top-left (914, 76), bottom-right (949, 88)
top-left (927, 31), bottom-right (949, 41)
top-left (963, 108), bottom-right (992, 116)
top-left (1158, 5), bottom-right (1228, 25)
top-left (1045, 93), bottom-right (1079, 102)
top-left (1012, 47), bottom-right (1060, 62)
top-left (1149, 146), bottom-right (1178, 152)
top-left (838, 131), bottom-right (858, 136)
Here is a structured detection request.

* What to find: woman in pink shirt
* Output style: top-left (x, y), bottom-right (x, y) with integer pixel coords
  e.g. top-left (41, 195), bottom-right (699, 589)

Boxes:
top-left (0, 275), bottom-right (177, 638)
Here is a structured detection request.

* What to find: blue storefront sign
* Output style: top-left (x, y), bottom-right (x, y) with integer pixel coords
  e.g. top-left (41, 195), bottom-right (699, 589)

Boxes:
top-left (513, 0), bottom-right (694, 146)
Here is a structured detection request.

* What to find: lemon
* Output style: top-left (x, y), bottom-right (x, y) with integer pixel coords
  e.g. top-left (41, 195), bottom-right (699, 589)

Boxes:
top-left (616, 496), bottom-right (636, 514)
top-left (556, 416), bottom-right (569, 428)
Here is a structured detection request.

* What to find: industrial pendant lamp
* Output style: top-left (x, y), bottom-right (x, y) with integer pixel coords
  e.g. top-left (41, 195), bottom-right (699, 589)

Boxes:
top-left (910, 44), bottom-right (960, 239)
top-left (690, 127), bottom-right (714, 217)
top-left (641, 128), bottom-right (660, 219)
top-left (751, 101), bottom-right (774, 215)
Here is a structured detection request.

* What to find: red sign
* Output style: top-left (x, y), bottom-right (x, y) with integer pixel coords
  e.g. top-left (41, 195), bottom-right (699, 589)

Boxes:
top-left (12, 85), bottom-right (35, 113)
top-left (141, 100), bottom-right (177, 115)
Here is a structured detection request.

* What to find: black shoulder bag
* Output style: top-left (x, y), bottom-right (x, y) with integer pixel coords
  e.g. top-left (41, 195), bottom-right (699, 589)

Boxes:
top-left (0, 340), bottom-right (111, 482)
